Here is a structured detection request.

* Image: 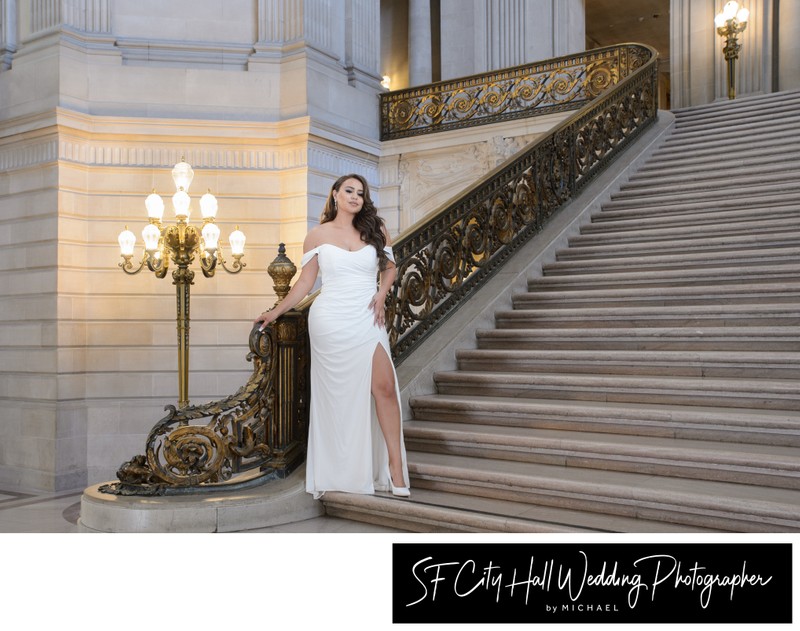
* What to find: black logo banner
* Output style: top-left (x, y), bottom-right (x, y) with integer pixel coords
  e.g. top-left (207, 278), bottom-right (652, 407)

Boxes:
top-left (392, 543), bottom-right (791, 624)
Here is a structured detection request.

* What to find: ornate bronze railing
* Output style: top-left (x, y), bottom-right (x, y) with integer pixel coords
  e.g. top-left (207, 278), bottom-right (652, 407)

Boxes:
top-left (99, 309), bottom-right (309, 496)
top-left (101, 44), bottom-right (657, 495)
top-left (387, 44), bottom-right (658, 363)
top-left (380, 44), bottom-right (653, 140)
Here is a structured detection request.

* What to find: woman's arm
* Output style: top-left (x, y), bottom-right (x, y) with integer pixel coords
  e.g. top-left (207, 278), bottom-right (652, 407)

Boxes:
top-left (254, 236), bottom-right (320, 329)
top-left (368, 226), bottom-right (397, 327)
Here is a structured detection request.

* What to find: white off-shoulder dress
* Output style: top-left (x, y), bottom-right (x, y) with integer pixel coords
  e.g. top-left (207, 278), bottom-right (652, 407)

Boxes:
top-left (301, 243), bottom-right (409, 499)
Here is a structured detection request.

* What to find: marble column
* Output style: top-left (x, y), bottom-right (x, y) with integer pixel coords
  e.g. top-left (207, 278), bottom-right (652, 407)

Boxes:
top-left (1, 0), bottom-right (18, 69)
top-left (778, 0), bottom-right (800, 91)
top-left (408, 0), bottom-right (432, 85)
top-left (344, 0), bottom-right (382, 87)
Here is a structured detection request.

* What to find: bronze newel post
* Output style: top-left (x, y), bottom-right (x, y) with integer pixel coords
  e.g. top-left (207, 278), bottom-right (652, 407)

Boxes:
top-left (266, 243), bottom-right (308, 475)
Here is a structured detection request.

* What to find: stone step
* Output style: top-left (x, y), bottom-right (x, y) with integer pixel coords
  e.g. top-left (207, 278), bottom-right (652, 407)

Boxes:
top-left (610, 171), bottom-right (800, 202)
top-left (475, 326), bottom-right (800, 352)
top-left (598, 194), bottom-right (800, 223)
top-left (493, 303), bottom-right (800, 329)
top-left (455, 348), bottom-right (800, 380)
top-left (569, 218), bottom-right (800, 246)
top-left (549, 245), bottom-right (800, 271)
top-left (635, 132), bottom-right (800, 177)
top-left (660, 115), bottom-right (800, 149)
top-left (672, 90), bottom-right (800, 125)
top-left (405, 452), bottom-right (800, 532)
top-left (513, 282), bottom-right (800, 308)
top-left (652, 122), bottom-right (800, 158)
top-left (409, 394), bottom-right (800, 447)
top-left (622, 159), bottom-right (800, 190)
top-left (432, 370), bottom-right (800, 411)
top-left (600, 185), bottom-right (800, 212)
top-left (531, 264), bottom-right (800, 291)
top-left (404, 420), bottom-right (800, 489)
top-left (557, 234), bottom-right (800, 262)
top-left (321, 487), bottom-right (712, 533)
top-left (585, 205), bottom-right (800, 231)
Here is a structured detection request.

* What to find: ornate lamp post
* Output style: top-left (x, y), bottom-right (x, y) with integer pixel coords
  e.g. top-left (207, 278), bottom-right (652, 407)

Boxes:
top-left (715, 1), bottom-right (750, 100)
top-left (117, 159), bottom-right (245, 408)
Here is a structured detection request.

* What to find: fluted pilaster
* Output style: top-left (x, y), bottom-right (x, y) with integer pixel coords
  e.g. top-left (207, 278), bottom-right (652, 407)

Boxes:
top-left (62, 0), bottom-right (111, 33)
top-left (254, 0), bottom-right (339, 60)
top-left (29, 0), bottom-right (59, 36)
top-left (408, 0), bottom-right (431, 85)
top-left (258, 0), bottom-right (304, 43)
top-left (344, 0), bottom-right (380, 86)
top-left (485, 0), bottom-right (525, 70)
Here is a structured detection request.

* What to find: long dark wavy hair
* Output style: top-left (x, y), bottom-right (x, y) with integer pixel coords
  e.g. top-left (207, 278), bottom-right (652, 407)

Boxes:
top-left (320, 173), bottom-right (391, 271)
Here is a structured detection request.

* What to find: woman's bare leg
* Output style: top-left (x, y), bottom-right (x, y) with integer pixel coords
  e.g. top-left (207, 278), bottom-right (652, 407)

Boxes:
top-left (371, 344), bottom-right (405, 488)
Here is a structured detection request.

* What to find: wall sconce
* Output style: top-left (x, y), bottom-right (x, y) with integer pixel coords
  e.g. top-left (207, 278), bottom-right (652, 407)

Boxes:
top-left (715, 1), bottom-right (749, 99)
top-left (381, 75), bottom-right (391, 90)
top-left (118, 158), bottom-right (246, 408)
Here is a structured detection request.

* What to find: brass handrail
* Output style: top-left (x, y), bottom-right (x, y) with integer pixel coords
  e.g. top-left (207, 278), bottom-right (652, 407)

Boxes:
top-left (101, 43), bottom-right (657, 495)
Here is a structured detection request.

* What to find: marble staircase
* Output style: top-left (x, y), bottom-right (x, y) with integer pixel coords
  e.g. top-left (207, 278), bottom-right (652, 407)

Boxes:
top-left (322, 90), bottom-right (800, 532)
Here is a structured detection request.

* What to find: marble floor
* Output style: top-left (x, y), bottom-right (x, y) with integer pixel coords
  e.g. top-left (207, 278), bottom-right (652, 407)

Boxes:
top-left (0, 486), bottom-right (404, 533)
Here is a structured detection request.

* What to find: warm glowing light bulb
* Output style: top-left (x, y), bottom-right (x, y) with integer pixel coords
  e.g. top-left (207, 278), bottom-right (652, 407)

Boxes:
top-left (171, 159), bottom-right (194, 192)
top-left (145, 192), bottom-right (165, 221)
top-left (118, 226), bottom-right (136, 256)
top-left (172, 189), bottom-right (191, 219)
top-left (200, 191), bottom-right (218, 219)
top-left (142, 223), bottom-right (161, 251)
top-left (736, 7), bottom-right (749, 24)
top-left (202, 222), bottom-right (220, 252)
top-left (229, 226), bottom-right (246, 256)
top-left (723, 1), bottom-right (739, 20)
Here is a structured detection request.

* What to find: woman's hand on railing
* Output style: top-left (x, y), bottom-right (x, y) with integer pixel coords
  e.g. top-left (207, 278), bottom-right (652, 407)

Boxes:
top-left (254, 309), bottom-right (279, 331)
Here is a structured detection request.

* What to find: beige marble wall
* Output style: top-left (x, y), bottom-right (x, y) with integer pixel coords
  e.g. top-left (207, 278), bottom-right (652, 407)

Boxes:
top-left (0, 0), bottom-right (383, 491)
top-left (379, 111), bottom-right (571, 232)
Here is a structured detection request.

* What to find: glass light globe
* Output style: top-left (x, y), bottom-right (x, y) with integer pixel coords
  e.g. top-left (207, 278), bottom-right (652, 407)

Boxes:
top-left (723, 1), bottom-right (739, 20)
top-left (229, 226), bottom-right (246, 256)
top-left (142, 223), bottom-right (161, 251)
top-left (118, 226), bottom-right (136, 256)
top-left (172, 189), bottom-right (191, 219)
top-left (171, 160), bottom-right (194, 192)
top-left (202, 222), bottom-right (220, 251)
top-left (200, 191), bottom-right (218, 220)
top-left (145, 192), bottom-right (165, 221)
top-left (714, 13), bottom-right (727, 27)
top-left (736, 7), bottom-right (749, 24)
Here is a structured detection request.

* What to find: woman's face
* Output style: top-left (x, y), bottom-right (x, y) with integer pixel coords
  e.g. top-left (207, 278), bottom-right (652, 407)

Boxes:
top-left (333, 178), bottom-right (365, 216)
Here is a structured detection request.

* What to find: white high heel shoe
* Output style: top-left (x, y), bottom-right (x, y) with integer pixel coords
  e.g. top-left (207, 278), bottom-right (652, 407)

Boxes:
top-left (387, 465), bottom-right (410, 497)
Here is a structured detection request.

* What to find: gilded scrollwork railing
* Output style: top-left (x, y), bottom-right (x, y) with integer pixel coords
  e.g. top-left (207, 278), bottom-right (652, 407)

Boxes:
top-left (100, 281), bottom-right (310, 496)
top-left (380, 44), bottom-right (652, 140)
top-left (386, 44), bottom-right (658, 364)
top-left (101, 44), bottom-right (656, 495)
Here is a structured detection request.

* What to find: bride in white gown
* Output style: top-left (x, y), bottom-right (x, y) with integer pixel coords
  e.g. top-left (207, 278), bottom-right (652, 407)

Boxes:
top-left (255, 174), bottom-right (410, 499)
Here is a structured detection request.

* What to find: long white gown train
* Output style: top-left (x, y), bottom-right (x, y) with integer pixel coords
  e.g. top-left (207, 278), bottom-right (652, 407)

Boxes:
top-left (301, 243), bottom-right (409, 499)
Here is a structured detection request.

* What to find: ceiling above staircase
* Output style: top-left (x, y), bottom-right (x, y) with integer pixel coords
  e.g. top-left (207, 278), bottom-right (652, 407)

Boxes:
top-left (586, 0), bottom-right (671, 63)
